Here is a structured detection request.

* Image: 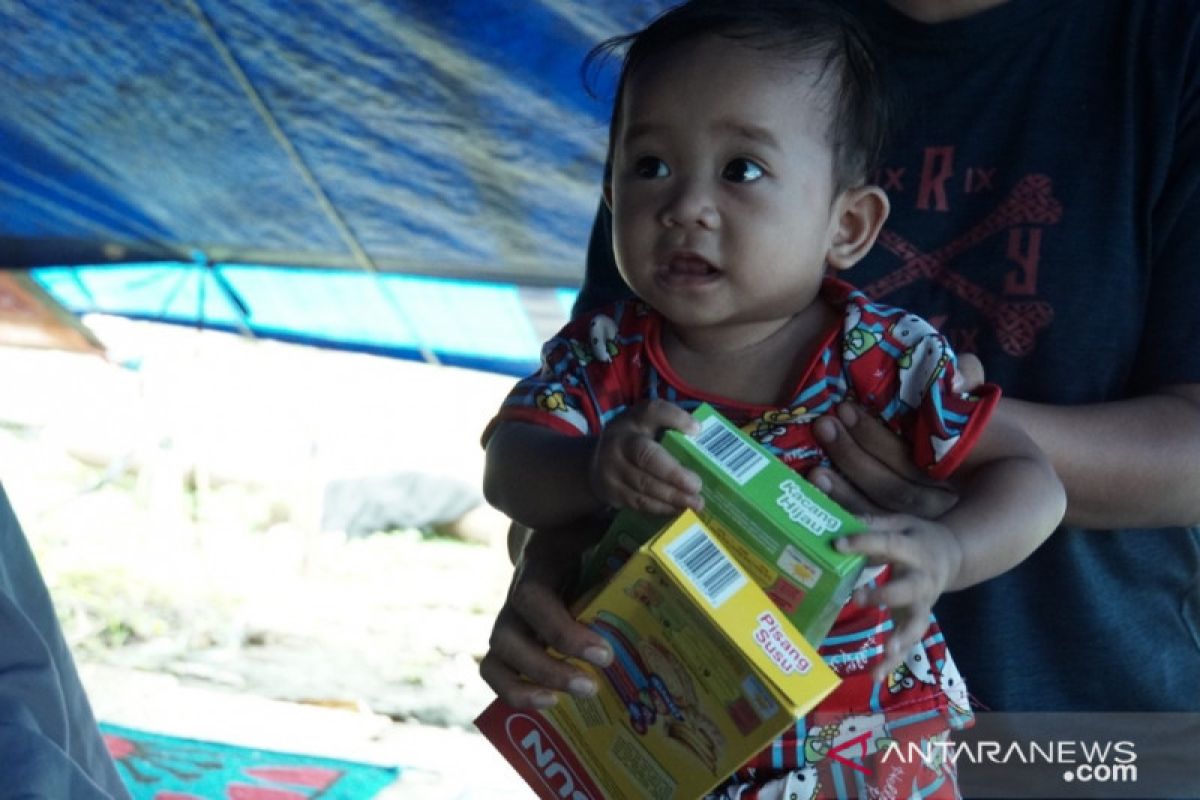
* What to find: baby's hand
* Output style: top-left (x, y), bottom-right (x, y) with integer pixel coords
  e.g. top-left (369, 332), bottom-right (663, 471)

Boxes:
top-left (590, 399), bottom-right (703, 515)
top-left (835, 514), bottom-right (964, 682)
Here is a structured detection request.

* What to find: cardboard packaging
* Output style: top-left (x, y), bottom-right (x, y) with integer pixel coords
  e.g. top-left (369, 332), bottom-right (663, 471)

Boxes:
top-left (583, 403), bottom-right (866, 644)
top-left (476, 510), bottom-right (839, 800)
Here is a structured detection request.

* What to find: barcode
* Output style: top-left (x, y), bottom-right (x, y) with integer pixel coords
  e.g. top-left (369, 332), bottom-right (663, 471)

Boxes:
top-left (694, 416), bottom-right (768, 484)
top-left (665, 524), bottom-right (747, 608)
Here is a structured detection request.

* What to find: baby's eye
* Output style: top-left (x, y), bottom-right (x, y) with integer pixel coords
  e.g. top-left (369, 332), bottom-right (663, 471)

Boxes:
top-left (634, 156), bottom-right (670, 179)
top-left (722, 158), bottom-right (764, 183)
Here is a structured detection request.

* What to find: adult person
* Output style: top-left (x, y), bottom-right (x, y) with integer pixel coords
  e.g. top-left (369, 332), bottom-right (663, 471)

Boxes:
top-left (482, 2), bottom-right (1067, 792)
top-left (0, 483), bottom-right (129, 798)
top-left (482, 0), bottom-right (1200, 731)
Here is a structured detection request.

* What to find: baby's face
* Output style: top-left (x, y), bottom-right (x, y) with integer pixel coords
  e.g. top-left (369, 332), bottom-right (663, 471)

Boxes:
top-left (606, 35), bottom-right (844, 346)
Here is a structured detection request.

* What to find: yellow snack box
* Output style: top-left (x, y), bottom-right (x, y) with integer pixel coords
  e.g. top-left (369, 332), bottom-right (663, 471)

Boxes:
top-left (476, 510), bottom-right (840, 800)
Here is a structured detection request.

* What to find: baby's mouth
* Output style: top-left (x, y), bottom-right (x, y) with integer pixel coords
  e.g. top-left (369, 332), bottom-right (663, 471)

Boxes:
top-left (659, 253), bottom-right (720, 286)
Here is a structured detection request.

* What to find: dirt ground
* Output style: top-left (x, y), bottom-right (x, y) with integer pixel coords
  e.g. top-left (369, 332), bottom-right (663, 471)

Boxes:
top-left (0, 318), bottom-right (536, 795)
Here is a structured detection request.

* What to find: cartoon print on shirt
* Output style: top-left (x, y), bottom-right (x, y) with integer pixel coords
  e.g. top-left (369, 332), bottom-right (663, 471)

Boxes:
top-left (894, 320), bottom-right (949, 409)
top-left (535, 387), bottom-right (589, 434)
top-left (803, 712), bottom-right (895, 767)
top-left (535, 387), bottom-right (567, 413)
top-left (890, 313), bottom-right (938, 349)
top-left (566, 313), bottom-right (621, 365)
top-left (787, 765), bottom-right (822, 800)
top-left (708, 764), bottom-right (821, 800)
top-left (929, 432), bottom-right (961, 465)
top-left (750, 407), bottom-right (818, 446)
top-left (938, 651), bottom-right (970, 717)
top-left (888, 640), bottom-right (938, 695)
top-left (589, 314), bottom-right (619, 363)
top-left (843, 303), bottom-right (882, 362)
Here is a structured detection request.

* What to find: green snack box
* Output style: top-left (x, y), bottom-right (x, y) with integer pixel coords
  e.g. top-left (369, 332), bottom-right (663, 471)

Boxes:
top-left (583, 404), bottom-right (866, 644)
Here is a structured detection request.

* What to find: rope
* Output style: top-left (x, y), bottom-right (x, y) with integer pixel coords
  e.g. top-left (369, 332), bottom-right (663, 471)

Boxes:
top-left (182, 0), bottom-right (440, 365)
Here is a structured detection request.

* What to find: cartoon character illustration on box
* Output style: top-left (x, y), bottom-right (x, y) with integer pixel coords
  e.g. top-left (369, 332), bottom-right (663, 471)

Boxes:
top-left (666, 713), bottom-right (725, 775)
top-left (588, 611), bottom-right (678, 734)
top-left (625, 577), bottom-right (663, 611)
top-left (887, 640), bottom-right (938, 695)
top-left (622, 579), bottom-right (699, 710)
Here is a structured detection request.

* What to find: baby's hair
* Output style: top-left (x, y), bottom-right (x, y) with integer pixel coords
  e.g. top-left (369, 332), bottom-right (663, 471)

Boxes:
top-left (585, 0), bottom-right (890, 190)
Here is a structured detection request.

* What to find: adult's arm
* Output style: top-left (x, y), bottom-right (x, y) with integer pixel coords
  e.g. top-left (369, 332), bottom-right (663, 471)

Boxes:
top-left (811, 385), bottom-right (1200, 529)
top-left (1002, 385), bottom-right (1200, 528)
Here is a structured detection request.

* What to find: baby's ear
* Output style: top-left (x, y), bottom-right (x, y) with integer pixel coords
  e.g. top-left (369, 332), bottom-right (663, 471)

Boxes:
top-left (827, 185), bottom-right (889, 271)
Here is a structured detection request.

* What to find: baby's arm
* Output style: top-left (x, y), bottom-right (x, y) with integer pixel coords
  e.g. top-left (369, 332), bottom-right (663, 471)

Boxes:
top-left (484, 421), bottom-right (605, 529)
top-left (484, 399), bottom-right (703, 529)
top-left (837, 404), bottom-right (1066, 679)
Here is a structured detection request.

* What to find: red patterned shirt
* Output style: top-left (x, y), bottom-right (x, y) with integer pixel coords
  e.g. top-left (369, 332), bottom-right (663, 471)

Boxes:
top-left (488, 277), bottom-right (999, 790)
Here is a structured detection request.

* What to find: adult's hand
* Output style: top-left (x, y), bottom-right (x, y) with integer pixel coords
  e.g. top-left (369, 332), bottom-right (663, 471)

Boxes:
top-left (806, 354), bottom-right (984, 518)
top-left (479, 520), bottom-right (613, 709)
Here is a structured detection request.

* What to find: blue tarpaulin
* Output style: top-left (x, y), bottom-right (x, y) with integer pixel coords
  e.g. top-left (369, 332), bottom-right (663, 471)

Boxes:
top-left (1, 0), bottom-right (672, 373)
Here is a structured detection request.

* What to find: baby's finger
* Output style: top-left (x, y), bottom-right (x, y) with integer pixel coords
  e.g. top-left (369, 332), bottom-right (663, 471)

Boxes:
top-left (859, 569), bottom-right (934, 612)
top-left (874, 611), bottom-right (931, 682)
top-left (622, 439), bottom-right (702, 496)
top-left (622, 491), bottom-right (690, 517)
top-left (620, 437), bottom-right (702, 494)
top-left (836, 516), bottom-right (921, 567)
top-left (636, 398), bottom-right (702, 437)
top-left (615, 467), bottom-right (703, 515)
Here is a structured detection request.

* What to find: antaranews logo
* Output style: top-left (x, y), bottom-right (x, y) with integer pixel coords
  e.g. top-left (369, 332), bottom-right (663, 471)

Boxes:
top-left (822, 733), bottom-right (1138, 784)
top-left (877, 738), bottom-right (1138, 785)
top-left (811, 711), bottom-right (1200, 798)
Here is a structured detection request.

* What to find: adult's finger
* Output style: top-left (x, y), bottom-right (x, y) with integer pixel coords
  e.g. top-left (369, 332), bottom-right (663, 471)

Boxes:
top-left (952, 353), bottom-right (985, 393)
top-left (480, 521), bottom-right (613, 708)
top-left (481, 605), bottom-right (577, 708)
top-left (806, 466), bottom-right (883, 517)
top-left (482, 597), bottom-right (604, 708)
top-left (509, 564), bottom-right (609, 666)
top-left (517, 520), bottom-right (614, 661)
top-left (814, 408), bottom-right (958, 519)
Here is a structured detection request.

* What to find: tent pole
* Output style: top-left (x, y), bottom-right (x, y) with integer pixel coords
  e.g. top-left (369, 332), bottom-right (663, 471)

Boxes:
top-left (183, 0), bottom-right (441, 367)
